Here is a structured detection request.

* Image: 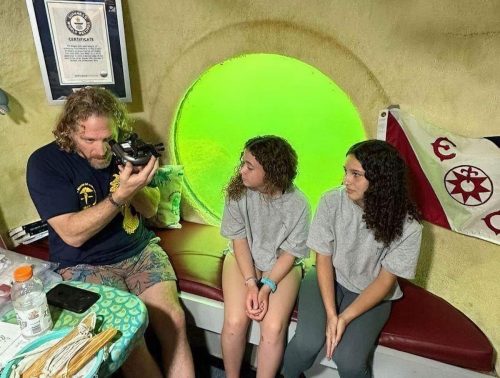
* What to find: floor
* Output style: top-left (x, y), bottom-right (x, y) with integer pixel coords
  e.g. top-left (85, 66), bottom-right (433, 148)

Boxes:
top-left (192, 347), bottom-right (257, 378)
top-left (111, 349), bottom-right (256, 377)
top-left (110, 326), bottom-right (257, 377)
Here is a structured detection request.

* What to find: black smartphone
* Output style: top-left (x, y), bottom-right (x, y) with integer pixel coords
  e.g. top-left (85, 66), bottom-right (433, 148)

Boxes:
top-left (46, 283), bottom-right (100, 313)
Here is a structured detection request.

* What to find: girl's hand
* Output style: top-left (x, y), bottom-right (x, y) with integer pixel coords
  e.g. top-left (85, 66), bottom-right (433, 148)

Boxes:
top-left (245, 282), bottom-right (261, 318)
top-left (326, 314), bottom-right (349, 359)
top-left (325, 314), bottom-right (339, 359)
top-left (252, 285), bottom-right (271, 321)
top-left (334, 315), bottom-right (348, 350)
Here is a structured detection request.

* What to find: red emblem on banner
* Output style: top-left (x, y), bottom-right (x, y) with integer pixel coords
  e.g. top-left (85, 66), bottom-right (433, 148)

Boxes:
top-left (432, 137), bottom-right (457, 161)
top-left (483, 210), bottom-right (500, 235)
top-left (444, 165), bottom-right (493, 206)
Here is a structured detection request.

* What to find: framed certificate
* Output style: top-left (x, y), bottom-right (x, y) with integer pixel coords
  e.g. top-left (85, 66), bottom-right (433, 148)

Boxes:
top-left (26, 0), bottom-right (131, 103)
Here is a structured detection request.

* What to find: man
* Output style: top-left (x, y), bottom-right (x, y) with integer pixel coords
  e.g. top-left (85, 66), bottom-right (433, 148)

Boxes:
top-left (26, 87), bottom-right (194, 378)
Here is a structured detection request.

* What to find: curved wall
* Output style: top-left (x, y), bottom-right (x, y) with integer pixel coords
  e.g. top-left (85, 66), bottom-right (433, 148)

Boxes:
top-left (0, 1), bottom-right (498, 372)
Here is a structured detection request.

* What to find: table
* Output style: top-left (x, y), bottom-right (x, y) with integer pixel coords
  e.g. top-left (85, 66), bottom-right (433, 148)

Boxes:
top-left (2, 281), bottom-right (148, 376)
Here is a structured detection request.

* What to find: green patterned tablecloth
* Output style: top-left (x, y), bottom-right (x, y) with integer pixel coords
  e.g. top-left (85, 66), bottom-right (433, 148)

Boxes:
top-left (2, 281), bottom-right (148, 376)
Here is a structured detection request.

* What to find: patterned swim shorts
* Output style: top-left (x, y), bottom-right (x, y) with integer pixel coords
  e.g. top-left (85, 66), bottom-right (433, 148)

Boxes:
top-left (58, 237), bottom-right (177, 296)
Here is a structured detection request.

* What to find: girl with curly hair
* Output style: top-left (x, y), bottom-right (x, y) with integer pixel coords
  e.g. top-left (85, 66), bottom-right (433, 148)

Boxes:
top-left (221, 135), bottom-right (310, 378)
top-left (283, 139), bottom-right (422, 378)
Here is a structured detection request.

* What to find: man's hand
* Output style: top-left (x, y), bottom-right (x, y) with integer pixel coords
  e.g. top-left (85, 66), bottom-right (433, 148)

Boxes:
top-left (114, 157), bottom-right (158, 204)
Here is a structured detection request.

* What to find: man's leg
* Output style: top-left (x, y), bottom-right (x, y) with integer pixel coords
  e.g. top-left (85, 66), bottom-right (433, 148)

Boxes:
top-left (59, 264), bottom-right (163, 377)
top-left (59, 264), bottom-right (129, 291)
top-left (121, 338), bottom-right (162, 378)
top-left (125, 241), bottom-right (194, 378)
top-left (139, 281), bottom-right (195, 378)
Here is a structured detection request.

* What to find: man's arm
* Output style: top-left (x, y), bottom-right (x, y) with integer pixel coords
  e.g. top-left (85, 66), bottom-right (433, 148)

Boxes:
top-left (123, 157), bottom-right (160, 218)
top-left (48, 157), bottom-right (158, 247)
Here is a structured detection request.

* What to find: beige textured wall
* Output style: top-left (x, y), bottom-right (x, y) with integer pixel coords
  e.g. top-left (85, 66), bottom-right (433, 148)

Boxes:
top-left (1, 0), bottom-right (499, 373)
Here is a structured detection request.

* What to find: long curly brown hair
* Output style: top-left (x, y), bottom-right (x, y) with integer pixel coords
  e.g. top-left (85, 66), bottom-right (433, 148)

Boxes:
top-left (226, 136), bottom-right (298, 200)
top-left (53, 87), bottom-right (132, 152)
top-left (347, 140), bottom-right (420, 247)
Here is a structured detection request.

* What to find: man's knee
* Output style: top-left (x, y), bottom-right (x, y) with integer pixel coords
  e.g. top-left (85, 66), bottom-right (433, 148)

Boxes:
top-left (166, 302), bottom-right (187, 329)
top-left (155, 300), bottom-right (187, 329)
top-left (141, 282), bottom-right (188, 331)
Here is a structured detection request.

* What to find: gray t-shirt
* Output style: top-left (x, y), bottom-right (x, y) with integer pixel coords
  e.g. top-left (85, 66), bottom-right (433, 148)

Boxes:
top-left (307, 186), bottom-right (422, 300)
top-left (221, 187), bottom-right (310, 272)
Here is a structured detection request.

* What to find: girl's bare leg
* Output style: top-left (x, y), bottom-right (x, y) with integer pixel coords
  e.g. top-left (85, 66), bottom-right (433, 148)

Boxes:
top-left (221, 253), bottom-right (251, 378)
top-left (257, 266), bottom-right (301, 378)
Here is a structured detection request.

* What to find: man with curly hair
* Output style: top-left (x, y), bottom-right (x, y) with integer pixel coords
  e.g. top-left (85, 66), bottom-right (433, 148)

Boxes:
top-left (26, 87), bottom-right (194, 378)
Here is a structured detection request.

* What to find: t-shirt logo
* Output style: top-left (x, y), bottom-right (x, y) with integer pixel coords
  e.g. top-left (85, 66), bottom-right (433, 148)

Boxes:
top-left (77, 183), bottom-right (97, 209)
top-left (109, 174), bottom-right (139, 234)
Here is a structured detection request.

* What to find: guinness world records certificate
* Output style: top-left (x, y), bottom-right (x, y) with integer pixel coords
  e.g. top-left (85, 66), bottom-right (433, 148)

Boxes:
top-left (47, 1), bottom-right (114, 85)
top-left (26, 0), bottom-right (131, 103)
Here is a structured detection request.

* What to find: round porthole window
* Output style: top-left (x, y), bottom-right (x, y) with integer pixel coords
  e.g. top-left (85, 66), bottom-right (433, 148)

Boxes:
top-left (173, 53), bottom-right (365, 223)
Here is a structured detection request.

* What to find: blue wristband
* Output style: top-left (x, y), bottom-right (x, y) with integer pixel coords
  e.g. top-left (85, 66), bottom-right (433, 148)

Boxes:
top-left (260, 277), bottom-right (277, 293)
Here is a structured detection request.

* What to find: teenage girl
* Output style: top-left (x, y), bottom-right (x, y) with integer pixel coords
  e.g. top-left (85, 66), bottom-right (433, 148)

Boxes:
top-left (220, 135), bottom-right (310, 378)
top-left (283, 139), bottom-right (422, 378)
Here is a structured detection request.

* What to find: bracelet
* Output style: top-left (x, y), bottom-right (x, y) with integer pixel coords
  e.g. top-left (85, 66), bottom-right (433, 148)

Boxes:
top-left (260, 277), bottom-right (277, 293)
top-left (108, 193), bottom-right (124, 208)
top-left (244, 276), bottom-right (258, 286)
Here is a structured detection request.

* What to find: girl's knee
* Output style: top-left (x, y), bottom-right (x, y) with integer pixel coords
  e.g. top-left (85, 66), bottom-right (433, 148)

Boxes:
top-left (292, 321), bottom-right (325, 353)
top-left (334, 349), bottom-right (370, 378)
top-left (223, 314), bottom-right (249, 335)
top-left (260, 321), bottom-right (287, 345)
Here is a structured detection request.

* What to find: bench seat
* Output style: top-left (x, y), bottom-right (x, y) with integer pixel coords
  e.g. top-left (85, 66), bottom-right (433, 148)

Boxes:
top-left (14, 221), bottom-right (494, 374)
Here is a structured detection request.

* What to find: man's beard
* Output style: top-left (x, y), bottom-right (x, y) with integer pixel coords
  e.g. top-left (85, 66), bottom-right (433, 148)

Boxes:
top-left (88, 151), bottom-right (112, 169)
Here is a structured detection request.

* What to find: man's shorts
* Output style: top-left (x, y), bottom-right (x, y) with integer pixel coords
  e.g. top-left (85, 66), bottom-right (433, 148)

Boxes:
top-left (58, 237), bottom-right (177, 296)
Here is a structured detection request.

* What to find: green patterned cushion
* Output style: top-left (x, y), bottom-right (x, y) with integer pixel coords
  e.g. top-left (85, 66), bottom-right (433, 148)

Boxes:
top-left (148, 165), bottom-right (184, 229)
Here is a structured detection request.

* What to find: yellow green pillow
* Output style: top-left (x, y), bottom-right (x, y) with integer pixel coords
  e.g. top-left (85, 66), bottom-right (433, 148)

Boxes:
top-left (147, 165), bottom-right (183, 229)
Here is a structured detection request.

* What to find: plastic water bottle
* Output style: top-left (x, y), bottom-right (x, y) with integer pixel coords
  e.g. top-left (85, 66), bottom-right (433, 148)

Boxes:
top-left (11, 265), bottom-right (53, 338)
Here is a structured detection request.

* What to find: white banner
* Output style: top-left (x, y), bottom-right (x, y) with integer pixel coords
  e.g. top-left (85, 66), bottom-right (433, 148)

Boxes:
top-left (378, 107), bottom-right (500, 245)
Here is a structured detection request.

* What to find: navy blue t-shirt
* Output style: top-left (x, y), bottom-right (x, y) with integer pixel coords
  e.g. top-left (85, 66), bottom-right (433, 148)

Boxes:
top-left (26, 142), bottom-right (154, 269)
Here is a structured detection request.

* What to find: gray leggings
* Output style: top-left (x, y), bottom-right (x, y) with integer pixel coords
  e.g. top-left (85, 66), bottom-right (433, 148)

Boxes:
top-left (282, 267), bottom-right (391, 378)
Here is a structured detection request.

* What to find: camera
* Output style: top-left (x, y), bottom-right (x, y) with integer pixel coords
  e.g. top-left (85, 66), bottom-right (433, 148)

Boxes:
top-left (109, 133), bottom-right (164, 166)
